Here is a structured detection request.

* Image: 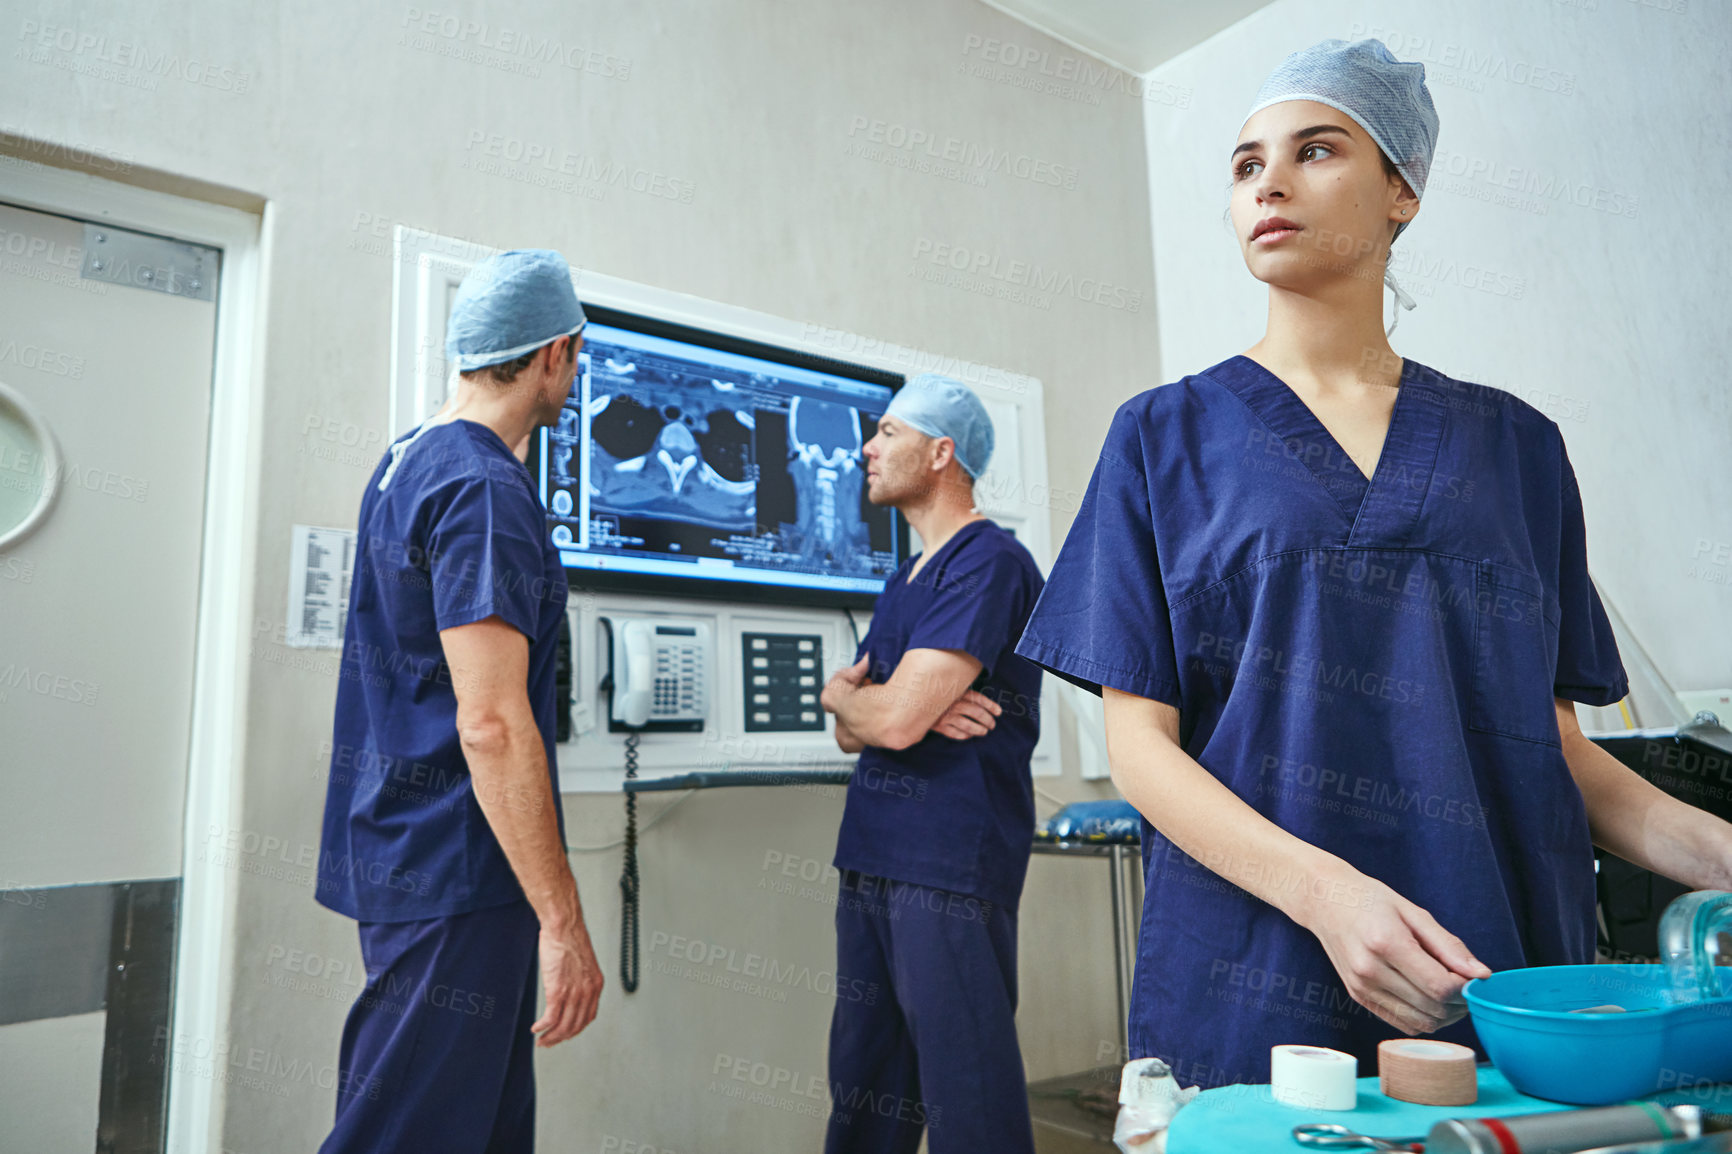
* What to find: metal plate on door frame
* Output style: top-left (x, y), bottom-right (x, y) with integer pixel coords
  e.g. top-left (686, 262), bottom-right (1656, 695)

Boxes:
top-left (80, 222), bottom-right (218, 301)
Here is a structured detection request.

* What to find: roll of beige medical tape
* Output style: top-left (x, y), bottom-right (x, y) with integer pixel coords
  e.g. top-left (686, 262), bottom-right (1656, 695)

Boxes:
top-left (1377, 1038), bottom-right (1478, 1106)
top-left (1270, 1044), bottom-right (1358, 1111)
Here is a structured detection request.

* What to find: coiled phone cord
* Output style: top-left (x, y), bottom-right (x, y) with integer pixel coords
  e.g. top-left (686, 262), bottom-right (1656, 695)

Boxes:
top-left (619, 732), bottom-right (641, 993)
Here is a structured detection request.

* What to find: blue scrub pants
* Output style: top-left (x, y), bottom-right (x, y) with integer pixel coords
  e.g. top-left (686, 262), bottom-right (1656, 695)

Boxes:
top-left (824, 871), bottom-right (1035, 1154)
top-left (319, 899), bottom-right (541, 1154)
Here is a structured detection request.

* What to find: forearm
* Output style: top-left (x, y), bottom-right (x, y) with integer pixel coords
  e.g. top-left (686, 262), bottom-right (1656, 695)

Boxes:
top-left (824, 650), bottom-right (981, 751)
top-left (1103, 692), bottom-right (1489, 1031)
top-left (1105, 698), bottom-right (1368, 928)
top-left (830, 682), bottom-right (943, 750)
top-left (1565, 731), bottom-right (1732, 891)
top-left (465, 716), bottom-right (584, 932)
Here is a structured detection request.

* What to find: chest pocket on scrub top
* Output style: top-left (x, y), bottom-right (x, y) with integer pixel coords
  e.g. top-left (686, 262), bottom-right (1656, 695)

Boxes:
top-left (1469, 563), bottom-right (1562, 746)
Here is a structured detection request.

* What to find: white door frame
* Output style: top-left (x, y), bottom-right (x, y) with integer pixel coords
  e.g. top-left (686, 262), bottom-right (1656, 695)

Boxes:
top-left (0, 156), bottom-right (265, 1154)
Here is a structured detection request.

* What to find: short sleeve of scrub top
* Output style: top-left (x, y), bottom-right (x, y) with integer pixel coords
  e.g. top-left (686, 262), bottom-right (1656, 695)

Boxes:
top-left (901, 546), bottom-right (1039, 681)
top-left (428, 468), bottom-right (552, 641)
top-left (1552, 447), bottom-right (1624, 705)
top-left (1014, 406), bottom-right (1180, 706)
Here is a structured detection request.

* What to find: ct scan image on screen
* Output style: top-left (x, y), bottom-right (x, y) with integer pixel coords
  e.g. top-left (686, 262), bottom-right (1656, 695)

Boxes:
top-left (534, 310), bottom-right (904, 600)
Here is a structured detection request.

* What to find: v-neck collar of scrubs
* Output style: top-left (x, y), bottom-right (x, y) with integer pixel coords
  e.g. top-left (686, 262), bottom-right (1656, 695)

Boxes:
top-left (1209, 354), bottom-right (1447, 548)
top-left (905, 517), bottom-right (991, 584)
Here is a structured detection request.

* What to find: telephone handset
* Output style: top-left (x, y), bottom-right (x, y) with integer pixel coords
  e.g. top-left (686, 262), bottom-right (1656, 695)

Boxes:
top-left (599, 616), bottom-right (712, 732)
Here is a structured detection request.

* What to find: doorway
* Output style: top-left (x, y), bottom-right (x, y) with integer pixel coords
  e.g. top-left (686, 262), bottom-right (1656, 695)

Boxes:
top-left (0, 158), bottom-right (262, 1154)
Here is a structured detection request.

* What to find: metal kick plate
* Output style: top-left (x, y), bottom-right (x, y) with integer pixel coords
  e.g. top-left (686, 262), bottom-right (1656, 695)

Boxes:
top-left (0, 881), bottom-right (114, 1024)
top-left (80, 222), bottom-right (217, 301)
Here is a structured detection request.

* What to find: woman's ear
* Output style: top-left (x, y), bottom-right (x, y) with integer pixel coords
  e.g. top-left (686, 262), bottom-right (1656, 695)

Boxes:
top-left (1390, 176), bottom-right (1420, 227)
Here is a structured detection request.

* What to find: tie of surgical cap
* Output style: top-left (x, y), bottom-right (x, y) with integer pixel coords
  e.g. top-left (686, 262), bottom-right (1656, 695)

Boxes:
top-left (445, 248), bottom-right (587, 372)
top-left (883, 373), bottom-right (995, 479)
top-left (1244, 38), bottom-right (1438, 333)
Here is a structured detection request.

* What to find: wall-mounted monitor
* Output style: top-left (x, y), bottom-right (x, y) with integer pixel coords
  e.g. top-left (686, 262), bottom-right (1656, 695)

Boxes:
top-left (528, 305), bottom-right (909, 608)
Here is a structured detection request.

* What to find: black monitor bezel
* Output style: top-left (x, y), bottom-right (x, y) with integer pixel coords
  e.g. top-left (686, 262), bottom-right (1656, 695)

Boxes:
top-left (529, 303), bottom-right (909, 610)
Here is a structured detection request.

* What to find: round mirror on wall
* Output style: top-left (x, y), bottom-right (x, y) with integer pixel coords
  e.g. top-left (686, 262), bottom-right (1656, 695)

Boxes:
top-left (0, 381), bottom-right (60, 550)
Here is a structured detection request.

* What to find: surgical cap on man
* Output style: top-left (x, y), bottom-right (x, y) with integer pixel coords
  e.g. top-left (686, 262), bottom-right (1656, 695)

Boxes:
top-left (1243, 38), bottom-right (1438, 244)
top-left (445, 248), bottom-right (587, 372)
top-left (884, 373), bottom-right (995, 479)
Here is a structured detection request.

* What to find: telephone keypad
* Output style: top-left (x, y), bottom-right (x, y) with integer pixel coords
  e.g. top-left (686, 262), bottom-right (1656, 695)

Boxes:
top-left (651, 639), bottom-right (705, 720)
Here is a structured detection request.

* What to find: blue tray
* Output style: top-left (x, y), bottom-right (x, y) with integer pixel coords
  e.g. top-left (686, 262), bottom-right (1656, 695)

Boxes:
top-left (1166, 1068), bottom-right (1567, 1154)
top-left (1166, 1066), bottom-right (1732, 1154)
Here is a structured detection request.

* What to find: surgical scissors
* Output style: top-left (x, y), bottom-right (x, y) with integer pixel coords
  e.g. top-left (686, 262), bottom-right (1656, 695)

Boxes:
top-left (1293, 1122), bottom-right (1425, 1151)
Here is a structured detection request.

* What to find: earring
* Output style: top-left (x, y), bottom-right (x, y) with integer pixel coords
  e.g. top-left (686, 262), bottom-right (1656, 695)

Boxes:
top-left (1400, 209), bottom-right (1409, 215)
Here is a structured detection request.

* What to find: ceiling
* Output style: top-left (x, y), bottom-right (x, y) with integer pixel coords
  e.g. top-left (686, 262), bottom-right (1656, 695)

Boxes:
top-left (980, 0), bottom-right (1279, 75)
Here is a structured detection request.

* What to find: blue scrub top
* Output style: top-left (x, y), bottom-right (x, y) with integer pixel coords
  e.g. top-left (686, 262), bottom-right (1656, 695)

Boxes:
top-left (1015, 356), bottom-right (1627, 1087)
top-left (317, 421), bottom-right (569, 923)
top-left (834, 519), bottom-right (1045, 909)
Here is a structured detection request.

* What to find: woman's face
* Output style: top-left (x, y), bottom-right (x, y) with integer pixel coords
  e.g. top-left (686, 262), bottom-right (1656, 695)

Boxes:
top-left (1228, 100), bottom-right (1416, 294)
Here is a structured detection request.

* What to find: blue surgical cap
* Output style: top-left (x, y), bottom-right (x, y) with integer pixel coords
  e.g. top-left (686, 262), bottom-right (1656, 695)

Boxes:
top-left (884, 373), bottom-right (995, 479)
top-left (1244, 38), bottom-right (1439, 244)
top-left (446, 248), bottom-right (586, 372)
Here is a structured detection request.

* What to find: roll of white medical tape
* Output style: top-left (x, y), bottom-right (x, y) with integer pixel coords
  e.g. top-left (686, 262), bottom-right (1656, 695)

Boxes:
top-left (1377, 1038), bottom-right (1478, 1106)
top-left (1270, 1044), bottom-right (1358, 1111)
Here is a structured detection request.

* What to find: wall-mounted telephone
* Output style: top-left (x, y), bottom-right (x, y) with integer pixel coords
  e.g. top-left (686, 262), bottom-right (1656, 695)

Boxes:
top-left (600, 616), bottom-right (712, 732)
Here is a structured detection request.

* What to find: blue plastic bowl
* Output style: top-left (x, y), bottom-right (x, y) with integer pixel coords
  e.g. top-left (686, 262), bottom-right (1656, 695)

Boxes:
top-left (1463, 965), bottom-right (1732, 1105)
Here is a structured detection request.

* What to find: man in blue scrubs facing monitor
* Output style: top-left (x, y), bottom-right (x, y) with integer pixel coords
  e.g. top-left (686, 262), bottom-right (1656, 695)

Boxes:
top-left (316, 249), bottom-right (604, 1154)
top-left (819, 373), bottom-right (1044, 1154)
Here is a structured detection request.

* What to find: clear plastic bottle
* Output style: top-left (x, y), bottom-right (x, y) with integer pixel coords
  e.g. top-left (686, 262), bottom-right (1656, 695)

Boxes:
top-left (1659, 890), bottom-right (1732, 1005)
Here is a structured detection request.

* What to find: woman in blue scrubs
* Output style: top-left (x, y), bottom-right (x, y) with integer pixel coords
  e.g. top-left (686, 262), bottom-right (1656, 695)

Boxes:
top-left (1015, 39), bottom-right (1732, 1089)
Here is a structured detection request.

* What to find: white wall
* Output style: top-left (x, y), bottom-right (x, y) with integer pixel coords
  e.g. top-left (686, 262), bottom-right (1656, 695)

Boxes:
top-left (1142, 0), bottom-right (1732, 700)
top-left (1, 1), bottom-right (1157, 1151)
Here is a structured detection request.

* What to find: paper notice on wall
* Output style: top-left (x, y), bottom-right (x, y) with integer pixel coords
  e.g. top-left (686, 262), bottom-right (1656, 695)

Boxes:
top-left (286, 524), bottom-right (356, 648)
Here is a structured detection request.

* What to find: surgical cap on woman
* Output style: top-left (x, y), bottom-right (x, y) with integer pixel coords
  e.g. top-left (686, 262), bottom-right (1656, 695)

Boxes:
top-left (884, 373), bottom-right (995, 479)
top-left (1243, 38), bottom-right (1439, 244)
top-left (446, 248), bottom-right (587, 372)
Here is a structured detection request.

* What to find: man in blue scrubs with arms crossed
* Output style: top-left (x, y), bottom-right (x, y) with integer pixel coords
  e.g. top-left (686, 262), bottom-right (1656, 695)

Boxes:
top-left (317, 249), bottom-right (604, 1153)
top-left (820, 373), bottom-right (1044, 1154)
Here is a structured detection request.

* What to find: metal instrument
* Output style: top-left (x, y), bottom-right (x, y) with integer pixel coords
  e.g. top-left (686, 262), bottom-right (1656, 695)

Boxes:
top-left (1293, 1122), bottom-right (1424, 1151)
top-left (1424, 1105), bottom-right (1704, 1154)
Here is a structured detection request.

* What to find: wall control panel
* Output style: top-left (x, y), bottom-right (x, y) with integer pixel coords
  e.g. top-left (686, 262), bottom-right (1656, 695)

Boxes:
top-left (557, 598), bottom-right (863, 790)
top-left (741, 632), bottom-right (824, 732)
